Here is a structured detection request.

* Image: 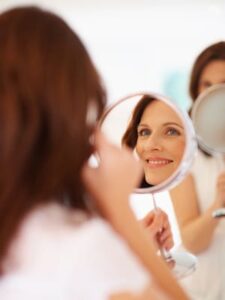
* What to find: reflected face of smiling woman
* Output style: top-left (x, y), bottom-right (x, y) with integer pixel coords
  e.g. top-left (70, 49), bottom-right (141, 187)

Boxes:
top-left (136, 100), bottom-right (185, 185)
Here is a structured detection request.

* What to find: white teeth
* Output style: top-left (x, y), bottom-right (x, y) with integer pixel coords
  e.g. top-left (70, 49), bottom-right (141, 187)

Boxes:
top-left (147, 160), bottom-right (170, 165)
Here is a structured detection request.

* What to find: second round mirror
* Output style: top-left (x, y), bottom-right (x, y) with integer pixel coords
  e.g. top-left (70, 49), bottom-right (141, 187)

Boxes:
top-left (191, 83), bottom-right (225, 155)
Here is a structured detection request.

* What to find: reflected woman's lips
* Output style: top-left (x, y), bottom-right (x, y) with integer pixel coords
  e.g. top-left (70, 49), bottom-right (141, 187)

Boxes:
top-left (145, 157), bottom-right (173, 168)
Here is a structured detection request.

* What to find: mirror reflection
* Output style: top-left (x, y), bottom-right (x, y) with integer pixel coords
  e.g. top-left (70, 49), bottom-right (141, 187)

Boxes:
top-left (122, 95), bottom-right (186, 186)
top-left (100, 93), bottom-right (195, 193)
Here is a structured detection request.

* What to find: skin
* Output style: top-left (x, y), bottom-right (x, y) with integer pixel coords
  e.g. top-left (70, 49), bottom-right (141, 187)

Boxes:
top-left (83, 131), bottom-right (189, 300)
top-left (136, 100), bottom-right (185, 186)
top-left (110, 282), bottom-right (171, 300)
top-left (140, 209), bottom-right (174, 251)
top-left (170, 59), bottom-right (225, 254)
top-left (198, 59), bottom-right (225, 95)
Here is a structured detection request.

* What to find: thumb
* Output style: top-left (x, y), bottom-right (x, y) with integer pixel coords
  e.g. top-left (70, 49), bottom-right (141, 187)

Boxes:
top-left (142, 211), bottom-right (155, 226)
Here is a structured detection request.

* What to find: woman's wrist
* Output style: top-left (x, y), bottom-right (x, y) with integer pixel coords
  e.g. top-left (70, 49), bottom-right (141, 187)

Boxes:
top-left (205, 203), bottom-right (220, 226)
top-left (212, 195), bottom-right (224, 210)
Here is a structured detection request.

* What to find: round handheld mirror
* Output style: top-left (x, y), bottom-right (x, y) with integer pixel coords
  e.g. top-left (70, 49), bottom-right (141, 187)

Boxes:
top-left (100, 92), bottom-right (196, 194)
top-left (191, 84), bottom-right (225, 155)
top-left (191, 84), bottom-right (225, 220)
top-left (100, 92), bottom-right (197, 279)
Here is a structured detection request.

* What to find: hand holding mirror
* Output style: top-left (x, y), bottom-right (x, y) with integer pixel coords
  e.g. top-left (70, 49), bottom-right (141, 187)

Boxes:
top-left (100, 92), bottom-right (197, 278)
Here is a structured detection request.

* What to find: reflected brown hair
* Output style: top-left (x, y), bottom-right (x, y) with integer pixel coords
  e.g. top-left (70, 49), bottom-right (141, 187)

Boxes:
top-left (122, 95), bottom-right (156, 149)
top-left (0, 6), bottom-right (106, 271)
top-left (189, 41), bottom-right (225, 101)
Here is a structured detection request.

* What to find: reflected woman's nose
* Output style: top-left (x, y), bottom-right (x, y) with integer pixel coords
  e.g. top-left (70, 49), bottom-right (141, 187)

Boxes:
top-left (143, 134), bottom-right (163, 152)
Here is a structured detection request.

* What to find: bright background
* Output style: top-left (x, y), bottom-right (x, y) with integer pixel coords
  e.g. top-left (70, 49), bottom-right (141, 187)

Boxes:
top-left (1, 0), bottom-right (225, 110)
top-left (1, 0), bottom-right (225, 246)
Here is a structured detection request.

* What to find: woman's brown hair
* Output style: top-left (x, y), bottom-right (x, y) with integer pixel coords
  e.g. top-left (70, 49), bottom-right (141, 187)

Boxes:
top-left (0, 6), bottom-right (106, 271)
top-left (122, 95), bottom-right (159, 188)
top-left (189, 41), bottom-right (225, 101)
top-left (122, 95), bottom-right (156, 149)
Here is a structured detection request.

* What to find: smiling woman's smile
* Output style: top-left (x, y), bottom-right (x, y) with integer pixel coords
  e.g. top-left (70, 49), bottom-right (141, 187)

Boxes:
top-left (145, 157), bottom-right (173, 168)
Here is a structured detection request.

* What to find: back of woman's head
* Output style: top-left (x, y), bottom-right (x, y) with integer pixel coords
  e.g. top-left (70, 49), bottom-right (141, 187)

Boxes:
top-left (189, 41), bottom-right (225, 101)
top-left (0, 6), bottom-right (106, 269)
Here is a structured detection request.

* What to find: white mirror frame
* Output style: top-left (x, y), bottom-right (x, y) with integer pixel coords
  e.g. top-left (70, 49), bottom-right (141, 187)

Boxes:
top-left (100, 91), bottom-right (197, 194)
top-left (191, 83), bottom-right (225, 155)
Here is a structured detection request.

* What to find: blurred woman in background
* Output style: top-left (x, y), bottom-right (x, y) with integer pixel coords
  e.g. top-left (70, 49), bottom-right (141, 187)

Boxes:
top-left (170, 41), bottom-right (225, 300)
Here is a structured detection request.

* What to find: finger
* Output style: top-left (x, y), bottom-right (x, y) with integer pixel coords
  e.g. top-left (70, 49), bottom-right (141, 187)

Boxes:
top-left (141, 211), bottom-right (155, 226)
top-left (155, 233), bottom-right (171, 251)
top-left (157, 233), bottom-right (174, 250)
top-left (146, 224), bottom-right (164, 241)
top-left (159, 228), bottom-right (173, 242)
top-left (149, 214), bottom-right (164, 233)
top-left (93, 130), bottom-right (114, 159)
top-left (166, 259), bottom-right (175, 269)
top-left (155, 209), bottom-right (169, 228)
top-left (147, 226), bottom-right (160, 239)
top-left (162, 237), bottom-right (174, 251)
top-left (95, 130), bottom-right (135, 160)
top-left (159, 230), bottom-right (174, 250)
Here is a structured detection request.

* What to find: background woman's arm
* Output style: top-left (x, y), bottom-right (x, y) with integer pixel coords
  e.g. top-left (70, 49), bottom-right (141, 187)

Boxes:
top-left (170, 174), bottom-right (222, 254)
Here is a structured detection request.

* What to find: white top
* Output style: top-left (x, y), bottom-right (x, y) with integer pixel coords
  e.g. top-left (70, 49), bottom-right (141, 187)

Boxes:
top-left (180, 150), bottom-right (225, 300)
top-left (0, 204), bottom-right (150, 300)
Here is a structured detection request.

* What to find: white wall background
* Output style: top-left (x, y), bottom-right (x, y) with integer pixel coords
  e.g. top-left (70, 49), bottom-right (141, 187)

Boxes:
top-left (1, 0), bottom-right (225, 106)
top-left (0, 0), bottom-right (224, 246)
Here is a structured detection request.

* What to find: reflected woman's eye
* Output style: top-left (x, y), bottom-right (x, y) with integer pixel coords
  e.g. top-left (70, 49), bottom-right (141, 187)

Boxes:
top-left (200, 81), bottom-right (212, 89)
top-left (137, 128), bottom-right (151, 137)
top-left (165, 127), bottom-right (181, 136)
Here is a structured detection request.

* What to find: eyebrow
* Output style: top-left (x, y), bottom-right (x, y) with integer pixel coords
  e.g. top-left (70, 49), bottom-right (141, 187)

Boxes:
top-left (163, 122), bottom-right (184, 129)
top-left (138, 122), bottom-right (184, 130)
top-left (200, 80), bottom-right (225, 87)
top-left (201, 79), bottom-right (225, 83)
